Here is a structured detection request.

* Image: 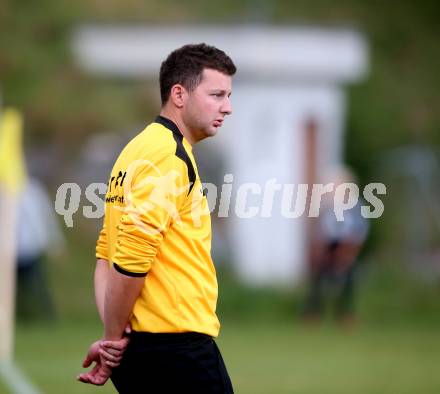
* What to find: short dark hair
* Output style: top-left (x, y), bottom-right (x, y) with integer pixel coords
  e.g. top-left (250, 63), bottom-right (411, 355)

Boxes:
top-left (159, 43), bottom-right (236, 105)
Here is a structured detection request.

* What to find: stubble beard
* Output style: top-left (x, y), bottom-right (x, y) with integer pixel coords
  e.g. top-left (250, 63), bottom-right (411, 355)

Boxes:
top-left (185, 110), bottom-right (216, 142)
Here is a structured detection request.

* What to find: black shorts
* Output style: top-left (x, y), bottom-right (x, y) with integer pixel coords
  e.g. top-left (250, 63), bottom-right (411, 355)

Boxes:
top-left (110, 331), bottom-right (234, 394)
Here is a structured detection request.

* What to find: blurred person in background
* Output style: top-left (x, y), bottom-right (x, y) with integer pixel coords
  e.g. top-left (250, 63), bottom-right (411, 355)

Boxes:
top-left (78, 43), bottom-right (236, 393)
top-left (302, 166), bottom-right (369, 324)
top-left (16, 176), bottom-right (65, 320)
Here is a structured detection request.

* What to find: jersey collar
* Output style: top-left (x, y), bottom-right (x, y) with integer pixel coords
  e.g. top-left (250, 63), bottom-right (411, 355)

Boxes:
top-left (155, 115), bottom-right (183, 140)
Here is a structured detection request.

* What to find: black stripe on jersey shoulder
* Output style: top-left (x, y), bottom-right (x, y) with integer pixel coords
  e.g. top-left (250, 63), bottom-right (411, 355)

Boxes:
top-left (154, 115), bottom-right (195, 195)
top-left (113, 263), bottom-right (148, 277)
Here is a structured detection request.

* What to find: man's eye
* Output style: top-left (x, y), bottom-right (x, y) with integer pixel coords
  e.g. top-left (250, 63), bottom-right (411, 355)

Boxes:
top-left (211, 93), bottom-right (222, 97)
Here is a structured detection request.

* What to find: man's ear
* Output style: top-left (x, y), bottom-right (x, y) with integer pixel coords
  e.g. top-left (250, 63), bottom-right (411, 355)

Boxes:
top-left (169, 84), bottom-right (186, 108)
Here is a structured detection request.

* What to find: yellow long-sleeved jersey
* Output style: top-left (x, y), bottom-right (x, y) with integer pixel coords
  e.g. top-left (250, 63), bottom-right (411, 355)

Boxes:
top-left (96, 116), bottom-right (220, 337)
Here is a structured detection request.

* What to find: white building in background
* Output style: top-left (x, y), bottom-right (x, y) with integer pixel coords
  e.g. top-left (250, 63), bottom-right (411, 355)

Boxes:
top-left (72, 26), bottom-right (369, 286)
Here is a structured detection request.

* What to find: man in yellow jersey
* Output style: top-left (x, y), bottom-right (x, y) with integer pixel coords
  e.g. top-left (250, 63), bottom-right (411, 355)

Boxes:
top-left (78, 43), bottom-right (236, 393)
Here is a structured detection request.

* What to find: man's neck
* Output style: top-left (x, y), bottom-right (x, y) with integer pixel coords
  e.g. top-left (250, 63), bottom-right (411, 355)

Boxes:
top-left (159, 108), bottom-right (196, 145)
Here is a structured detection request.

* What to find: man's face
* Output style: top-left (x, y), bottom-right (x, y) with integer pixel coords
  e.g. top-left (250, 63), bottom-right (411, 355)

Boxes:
top-left (182, 68), bottom-right (232, 142)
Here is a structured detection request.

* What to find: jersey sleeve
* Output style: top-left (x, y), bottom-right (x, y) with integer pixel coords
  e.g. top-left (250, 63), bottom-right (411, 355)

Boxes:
top-left (112, 150), bottom-right (190, 276)
top-left (95, 220), bottom-right (108, 260)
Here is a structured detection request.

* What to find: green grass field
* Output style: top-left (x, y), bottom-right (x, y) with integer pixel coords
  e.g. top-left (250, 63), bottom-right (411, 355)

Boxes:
top-left (1, 318), bottom-right (439, 394)
top-left (2, 237), bottom-right (439, 393)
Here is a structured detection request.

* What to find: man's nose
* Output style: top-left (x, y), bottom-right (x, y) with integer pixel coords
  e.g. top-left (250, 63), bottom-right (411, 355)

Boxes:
top-left (221, 97), bottom-right (232, 115)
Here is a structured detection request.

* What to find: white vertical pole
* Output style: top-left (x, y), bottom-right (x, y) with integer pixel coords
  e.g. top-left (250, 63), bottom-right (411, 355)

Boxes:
top-left (0, 106), bottom-right (25, 363)
top-left (0, 191), bottom-right (18, 362)
top-left (0, 104), bottom-right (41, 394)
top-left (0, 94), bottom-right (17, 362)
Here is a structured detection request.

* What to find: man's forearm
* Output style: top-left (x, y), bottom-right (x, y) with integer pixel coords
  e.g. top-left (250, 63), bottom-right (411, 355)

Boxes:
top-left (95, 259), bottom-right (110, 322)
top-left (103, 266), bottom-right (145, 340)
